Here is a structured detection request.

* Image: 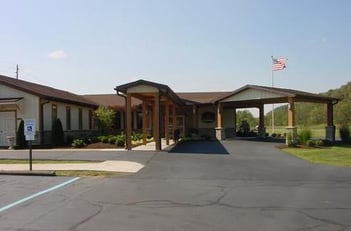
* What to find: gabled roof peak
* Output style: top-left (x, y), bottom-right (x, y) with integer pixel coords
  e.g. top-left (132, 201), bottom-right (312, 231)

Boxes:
top-left (0, 74), bottom-right (97, 107)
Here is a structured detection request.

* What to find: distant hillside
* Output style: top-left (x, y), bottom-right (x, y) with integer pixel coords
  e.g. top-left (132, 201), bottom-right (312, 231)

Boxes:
top-left (265, 82), bottom-right (351, 126)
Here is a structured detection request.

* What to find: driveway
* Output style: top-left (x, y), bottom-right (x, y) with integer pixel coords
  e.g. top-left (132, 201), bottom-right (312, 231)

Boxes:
top-left (1, 140), bottom-right (351, 231)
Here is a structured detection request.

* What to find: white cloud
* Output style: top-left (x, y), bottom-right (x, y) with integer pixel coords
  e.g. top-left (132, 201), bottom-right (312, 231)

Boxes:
top-left (48, 50), bottom-right (67, 59)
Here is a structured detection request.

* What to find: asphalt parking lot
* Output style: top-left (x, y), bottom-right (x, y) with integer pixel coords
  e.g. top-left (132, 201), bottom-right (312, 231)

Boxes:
top-left (1, 140), bottom-right (351, 231)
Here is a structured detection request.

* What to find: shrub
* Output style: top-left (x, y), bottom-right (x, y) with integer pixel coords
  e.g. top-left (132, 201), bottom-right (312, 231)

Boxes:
top-left (90, 136), bottom-right (100, 143)
top-left (306, 140), bottom-right (315, 147)
top-left (16, 120), bottom-right (26, 147)
top-left (108, 136), bottom-right (117, 144)
top-left (52, 118), bottom-right (64, 146)
top-left (339, 125), bottom-right (350, 144)
top-left (132, 132), bottom-right (143, 141)
top-left (271, 133), bottom-right (277, 137)
top-left (316, 139), bottom-right (325, 146)
top-left (299, 128), bottom-right (312, 145)
top-left (147, 135), bottom-right (153, 140)
top-left (94, 106), bottom-right (115, 132)
top-left (286, 133), bottom-right (294, 147)
top-left (72, 139), bottom-right (86, 148)
top-left (116, 135), bottom-right (125, 147)
top-left (101, 136), bottom-right (109, 143)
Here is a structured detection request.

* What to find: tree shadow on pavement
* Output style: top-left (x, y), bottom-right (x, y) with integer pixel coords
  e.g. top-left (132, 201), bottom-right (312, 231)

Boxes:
top-left (169, 140), bottom-right (229, 154)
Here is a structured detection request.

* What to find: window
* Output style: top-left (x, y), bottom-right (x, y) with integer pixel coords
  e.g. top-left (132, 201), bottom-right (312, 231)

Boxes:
top-left (201, 112), bottom-right (215, 123)
top-left (66, 106), bottom-right (71, 130)
top-left (78, 108), bottom-right (83, 130)
top-left (89, 110), bottom-right (92, 130)
top-left (52, 104), bottom-right (57, 122)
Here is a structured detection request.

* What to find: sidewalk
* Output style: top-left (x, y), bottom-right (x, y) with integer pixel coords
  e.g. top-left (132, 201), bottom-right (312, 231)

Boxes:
top-left (132, 139), bottom-right (175, 151)
top-left (0, 139), bottom-right (175, 175)
top-left (0, 160), bottom-right (144, 173)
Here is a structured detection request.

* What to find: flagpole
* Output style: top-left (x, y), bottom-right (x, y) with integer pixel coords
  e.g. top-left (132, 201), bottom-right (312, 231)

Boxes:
top-left (271, 67), bottom-right (275, 134)
top-left (271, 56), bottom-right (287, 135)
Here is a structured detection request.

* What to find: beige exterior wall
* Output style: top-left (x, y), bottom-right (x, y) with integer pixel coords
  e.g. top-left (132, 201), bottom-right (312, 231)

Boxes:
top-left (126, 84), bottom-right (159, 93)
top-left (43, 101), bottom-right (93, 131)
top-left (221, 89), bottom-right (282, 102)
top-left (0, 84), bottom-right (40, 126)
top-left (197, 106), bottom-right (235, 129)
top-left (197, 105), bottom-right (216, 128)
top-left (222, 109), bottom-right (235, 128)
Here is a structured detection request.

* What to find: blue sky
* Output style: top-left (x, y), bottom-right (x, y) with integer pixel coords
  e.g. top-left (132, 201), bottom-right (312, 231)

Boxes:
top-left (0, 0), bottom-right (350, 95)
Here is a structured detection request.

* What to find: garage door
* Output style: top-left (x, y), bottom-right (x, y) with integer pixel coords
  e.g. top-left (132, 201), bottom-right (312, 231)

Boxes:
top-left (0, 112), bottom-right (16, 146)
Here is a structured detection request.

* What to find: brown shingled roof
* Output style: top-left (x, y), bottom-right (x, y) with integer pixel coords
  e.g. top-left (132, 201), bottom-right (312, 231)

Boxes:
top-left (83, 94), bottom-right (142, 110)
top-left (115, 79), bottom-right (184, 105)
top-left (214, 84), bottom-right (339, 104)
top-left (0, 75), bottom-right (98, 107)
top-left (176, 92), bottom-right (231, 104)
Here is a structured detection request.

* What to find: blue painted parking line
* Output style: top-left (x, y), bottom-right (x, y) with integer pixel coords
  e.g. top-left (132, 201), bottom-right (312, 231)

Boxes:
top-left (0, 177), bottom-right (80, 213)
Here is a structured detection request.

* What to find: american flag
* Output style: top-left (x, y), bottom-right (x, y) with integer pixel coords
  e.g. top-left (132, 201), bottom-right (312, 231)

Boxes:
top-left (271, 56), bottom-right (287, 71)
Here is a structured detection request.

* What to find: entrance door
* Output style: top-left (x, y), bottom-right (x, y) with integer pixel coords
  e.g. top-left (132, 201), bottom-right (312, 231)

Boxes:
top-left (0, 112), bottom-right (16, 146)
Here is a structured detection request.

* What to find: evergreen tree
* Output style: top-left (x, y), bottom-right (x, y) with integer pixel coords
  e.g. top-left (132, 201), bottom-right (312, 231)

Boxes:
top-left (16, 120), bottom-right (26, 147)
top-left (52, 118), bottom-right (64, 146)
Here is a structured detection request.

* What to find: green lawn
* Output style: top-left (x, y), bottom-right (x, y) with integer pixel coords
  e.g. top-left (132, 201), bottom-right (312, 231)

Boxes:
top-left (266, 125), bottom-right (341, 139)
top-left (0, 159), bottom-right (100, 164)
top-left (0, 159), bottom-right (125, 177)
top-left (55, 170), bottom-right (129, 177)
top-left (283, 145), bottom-right (351, 167)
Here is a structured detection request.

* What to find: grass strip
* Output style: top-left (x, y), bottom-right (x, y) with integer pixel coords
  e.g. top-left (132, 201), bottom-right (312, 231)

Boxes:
top-left (283, 145), bottom-right (351, 167)
top-left (0, 159), bottom-right (101, 164)
top-left (55, 170), bottom-right (130, 177)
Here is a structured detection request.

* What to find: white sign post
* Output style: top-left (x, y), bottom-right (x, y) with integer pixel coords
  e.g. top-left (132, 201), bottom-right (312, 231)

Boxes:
top-left (24, 119), bottom-right (36, 171)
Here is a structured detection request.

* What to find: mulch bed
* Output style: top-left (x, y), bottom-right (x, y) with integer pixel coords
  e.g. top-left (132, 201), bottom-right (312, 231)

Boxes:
top-left (84, 142), bottom-right (121, 149)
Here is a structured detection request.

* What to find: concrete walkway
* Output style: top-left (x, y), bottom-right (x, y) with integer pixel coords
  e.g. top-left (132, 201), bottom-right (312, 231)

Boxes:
top-left (0, 160), bottom-right (144, 173)
top-left (132, 139), bottom-right (175, 151)
top-left (0, 139), bottom-right (174, 175)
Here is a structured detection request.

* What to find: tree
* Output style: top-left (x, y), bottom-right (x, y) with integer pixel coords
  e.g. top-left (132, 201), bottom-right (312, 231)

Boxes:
top-left (52, 118), bottom-right (64, 146)
top-left (16, 120), bottom-right (26, 147)
top-left (236, 110), bottom-right (258, 131)
top-left (95, 106), bottom-right (116, 133)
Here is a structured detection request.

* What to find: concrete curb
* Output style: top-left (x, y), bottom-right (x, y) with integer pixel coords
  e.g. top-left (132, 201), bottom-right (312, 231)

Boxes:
top-left (0, 170), bottom-right (56, 176)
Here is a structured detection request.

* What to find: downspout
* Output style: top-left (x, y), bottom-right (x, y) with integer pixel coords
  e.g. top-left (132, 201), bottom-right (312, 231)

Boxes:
top-left (39, 99), bottom-right (50, 145)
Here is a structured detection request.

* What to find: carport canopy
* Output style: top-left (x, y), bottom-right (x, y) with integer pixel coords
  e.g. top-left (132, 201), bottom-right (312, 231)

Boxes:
top-left (212, 85), bottom-right (339, 141)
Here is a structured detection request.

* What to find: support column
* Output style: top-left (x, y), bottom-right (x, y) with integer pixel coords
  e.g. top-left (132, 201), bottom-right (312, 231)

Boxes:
top-left (192, 105), bottom-right (197, 129)
top-left (153, 93), bottom-right (161, 151)
top-left (286, 97), bottom-right (297, 145)
top-left (126, 93), bottom-right (132, 150)
top-left (142, 101), bottom-right (148, 145)
top-left (172, 104), bottom-right (177, 142)
top-left (165, 101), bottom-right (170, 145)
top-left (326, 102), bottom-right (336, 142)
top-left (258, 104), bottom-right (266, 137)
top-left (215, 103), bottom-right (225, 140)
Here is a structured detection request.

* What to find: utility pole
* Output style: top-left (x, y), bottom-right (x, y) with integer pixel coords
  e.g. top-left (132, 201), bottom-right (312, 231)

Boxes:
top-left (15, 64), bottom-right (19, 79)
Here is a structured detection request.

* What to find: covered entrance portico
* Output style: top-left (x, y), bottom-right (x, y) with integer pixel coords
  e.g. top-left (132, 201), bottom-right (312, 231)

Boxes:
top-left (115, 80), bottom-right (339, 151)
top-left (115, 80), bottom-right (184, 151)
top-left (213, 85), bottom-right (339, 142)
